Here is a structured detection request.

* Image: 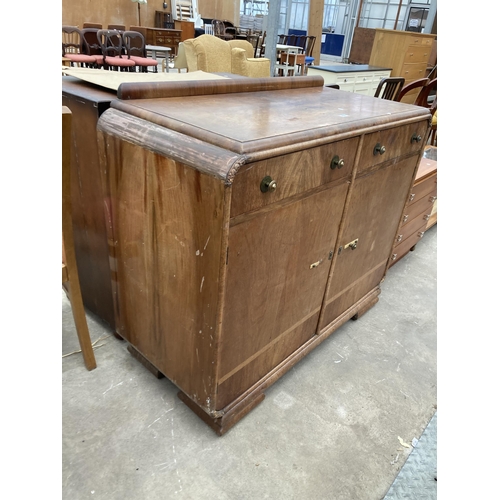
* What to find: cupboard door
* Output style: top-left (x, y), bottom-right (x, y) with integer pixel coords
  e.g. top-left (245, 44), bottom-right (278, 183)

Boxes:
top-left (217, 183), bottom-right (349, 408)
top-left (319, 156), bottom-right (417, 329)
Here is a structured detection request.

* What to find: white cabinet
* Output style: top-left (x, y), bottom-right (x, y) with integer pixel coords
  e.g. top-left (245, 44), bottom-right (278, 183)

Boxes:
top-left (307, 65), bottom-right (392, 96)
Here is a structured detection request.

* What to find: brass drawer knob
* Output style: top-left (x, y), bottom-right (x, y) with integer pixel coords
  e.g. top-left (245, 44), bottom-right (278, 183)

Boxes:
top-left (260, 176), bottom-right (277, 193)
top-left (411, 133), bottom-right (422, 144)
top-left (330, 155), bottom-right (345, 170)
top-left (373, 143), bottom-right (386, 156)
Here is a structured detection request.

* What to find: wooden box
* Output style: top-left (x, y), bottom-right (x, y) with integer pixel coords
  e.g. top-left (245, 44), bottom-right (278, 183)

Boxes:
top-left (96, 77), bottom-right (431, 435)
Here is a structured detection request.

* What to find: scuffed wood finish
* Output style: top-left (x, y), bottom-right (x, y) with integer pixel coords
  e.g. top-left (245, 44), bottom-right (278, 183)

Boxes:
top-left (98, 132), bottom-right (227, 412)
top-left (111, 84), bottom-right (428, 157)
top-left (217, 182), bottom-right (349, 409)
top-left (96, 78), bottom-right (431, 434)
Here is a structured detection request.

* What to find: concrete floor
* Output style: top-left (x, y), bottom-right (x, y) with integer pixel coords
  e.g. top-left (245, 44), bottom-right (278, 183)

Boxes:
top-left (62, 224), bottom-right (437, 500)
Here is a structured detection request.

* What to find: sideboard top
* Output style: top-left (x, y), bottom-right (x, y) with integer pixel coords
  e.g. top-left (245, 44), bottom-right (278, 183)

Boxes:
top-left (109, 77), bottom-right (430, 157)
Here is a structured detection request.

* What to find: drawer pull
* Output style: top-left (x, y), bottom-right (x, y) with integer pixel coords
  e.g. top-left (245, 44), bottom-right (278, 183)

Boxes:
top-left (402, 215), bottom-right (409, 223)
top-left (330, 155), bottom-right (345, 170)
top-left (396, 234), bottom-right (403, 242)
top-left (411, 133), bottom-right (422, 144)
top-left (373, 143), bottom-right (386, 156)
top-left (260, 176), bottom-right (277, 193)
top-left (409, 193), bottom-right (415, 202)
top-left (418, 231), bottom-right (425, 238)
top-left (429, 196), bottom-right (437, 203)
top-left (344, 238), bottom-right (358, 251)
top-left (310, 259), bottom-right (323, 269)
top-left (423, 214), bottom-right (430, 221)
top-left (391, 253), bottom-right (397, 261)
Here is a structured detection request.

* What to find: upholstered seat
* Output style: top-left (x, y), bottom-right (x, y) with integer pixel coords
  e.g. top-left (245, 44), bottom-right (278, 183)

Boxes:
top-left (183, 34), bottom-right (270, 78)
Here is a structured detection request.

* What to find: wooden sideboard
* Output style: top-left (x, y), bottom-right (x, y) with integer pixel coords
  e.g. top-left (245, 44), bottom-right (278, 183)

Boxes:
top-left (95, 77), bottom-right (431, 435)
top-left (390, 145), bottom-right (437, 266)
top-left (349, 28), bottom-right (436, 103)
top-left (306, 65), bottom-right (392, 96)
top-left (130, 26), bottom-right (182, 55)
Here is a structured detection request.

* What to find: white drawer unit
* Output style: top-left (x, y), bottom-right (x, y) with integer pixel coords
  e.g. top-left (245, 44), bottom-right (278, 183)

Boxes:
top-left (307, 65), bottom-right (392, 96)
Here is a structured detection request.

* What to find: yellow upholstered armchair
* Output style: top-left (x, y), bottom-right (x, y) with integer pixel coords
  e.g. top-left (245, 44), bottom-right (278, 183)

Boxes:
top-left (183, 34), bottom-right (270, 78)
top-left (228, 39), bottom-right (271, 78)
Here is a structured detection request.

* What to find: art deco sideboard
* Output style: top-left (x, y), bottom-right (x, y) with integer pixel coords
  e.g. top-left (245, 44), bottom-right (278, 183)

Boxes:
top-left (95, 76), bottom-right (431, 435)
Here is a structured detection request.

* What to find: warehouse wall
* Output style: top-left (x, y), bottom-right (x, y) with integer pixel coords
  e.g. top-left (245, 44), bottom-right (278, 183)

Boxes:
top-left (62, 0), bottom-right (240, 30)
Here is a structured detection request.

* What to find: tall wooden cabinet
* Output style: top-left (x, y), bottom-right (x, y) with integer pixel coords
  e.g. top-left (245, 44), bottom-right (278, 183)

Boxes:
top-left (349, 28), bottom-right (436, 103)
top-left (96, 77), bottom-right (431, 435)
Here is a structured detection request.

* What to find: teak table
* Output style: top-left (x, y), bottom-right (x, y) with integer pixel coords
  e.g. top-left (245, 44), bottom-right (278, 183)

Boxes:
top-left (95, 76), bottom-right (431, 435)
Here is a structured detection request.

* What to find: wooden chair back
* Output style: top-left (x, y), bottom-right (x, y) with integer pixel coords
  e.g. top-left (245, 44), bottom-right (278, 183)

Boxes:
top-left (123, 30), bottom-right (147, 58)
top-left (396, 77), bottom-right (429, 104)
top-left (374, 77), bottom-right (405, 100)
top-left (108, 24), bottom-right (126, 31)
top-left (97, 29), bottom-right (125, 57)
top-left (62, 107), bottom-right (96, 371)
top-left (62, 26), bottom-right (84, 55)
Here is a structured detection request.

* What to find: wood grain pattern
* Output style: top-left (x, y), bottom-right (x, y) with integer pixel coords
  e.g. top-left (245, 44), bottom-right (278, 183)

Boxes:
top-left (117, 75), bottom-right (324, 100)
top-left (217, 183), bottom-right (349, 408)
top-left (98, 132), bottom-right (227, 412)
top-left (95, 81), bottom-right (431, 432)
top-left (111, 86), bottom-right (429, 157)
top-left (320, 156), bottom-right (418, 328)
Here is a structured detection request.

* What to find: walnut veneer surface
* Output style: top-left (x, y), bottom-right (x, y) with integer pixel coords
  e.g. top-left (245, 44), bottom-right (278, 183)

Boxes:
top-left (96, 77), bottom-right (431, 434)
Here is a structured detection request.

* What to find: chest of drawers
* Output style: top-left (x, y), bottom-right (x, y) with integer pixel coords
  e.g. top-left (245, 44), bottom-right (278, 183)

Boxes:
top-left (307, 65), bottom-right (392, 95)
top-left (349, 28), bottom-right (436, 103)
top-left (130, 26), bottom-right (182, 55)
top-left (390, 146), bottom-right (437, 266)
top-left (96, 76), bottom-right (431, 435)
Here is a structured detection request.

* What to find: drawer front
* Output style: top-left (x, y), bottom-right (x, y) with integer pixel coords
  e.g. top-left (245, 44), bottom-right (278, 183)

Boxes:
top-left (358, 121), bottom-right (429, 171)
top-left (420, 37), bottom-right (434, 47)
top-left (402, 195), bottom-right (435, 225)
top-left (390, 228), bottom-right (425, 265)
top-left (403, 45), bottom-right (431, 64)
top-left (408, 174), bottom-right (437, 205)
top-left (401, 63), bottom-right (427, 81)
top-left (356, 73), bottom-right (374, 84)
top-left (395, 210), bottom-right (429, 245)
top-left (230, 137), bottom-right (359, 217)
top-left (338, 75), bottom-right (356, 86)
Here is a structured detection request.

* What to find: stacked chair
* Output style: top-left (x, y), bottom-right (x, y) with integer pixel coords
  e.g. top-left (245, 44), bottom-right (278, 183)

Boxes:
top-left (62, 26), bottom-right (160, 72)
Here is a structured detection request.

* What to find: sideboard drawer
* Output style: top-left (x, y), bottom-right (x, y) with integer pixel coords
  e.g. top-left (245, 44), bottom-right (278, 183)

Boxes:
top-left (230, 137), bottom-right (359, 217)
top-left (359, 121), bottom-right (428, 170)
